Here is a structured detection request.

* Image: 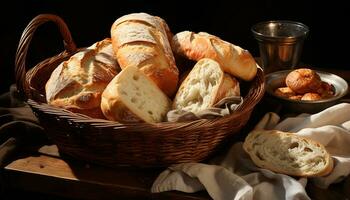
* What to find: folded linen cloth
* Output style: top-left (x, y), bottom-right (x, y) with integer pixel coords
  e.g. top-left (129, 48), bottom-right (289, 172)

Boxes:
top-left (0, 85), bottom-right (45, 166)
top-left (152, 103), bottom-right (350, 200)
top-left (167, 96), bottom-right (243, 122)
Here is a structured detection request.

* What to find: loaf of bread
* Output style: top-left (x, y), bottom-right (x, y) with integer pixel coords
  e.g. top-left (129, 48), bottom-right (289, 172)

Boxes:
top-left (45, 38), bottom-right (119, 118)
top-left (172, 31), bottom-right (257, 81)
top-left (173, 58), bottom-right (240, 113)
top-left (101, 66), bottom-right (171, 123)
top-left (243, 130), bottom-right (333, 177)
top-left (111, 13), bottom-right (179, 97)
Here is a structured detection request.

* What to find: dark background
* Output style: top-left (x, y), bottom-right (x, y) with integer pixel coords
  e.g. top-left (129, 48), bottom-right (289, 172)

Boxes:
top-left (0, 0), bottom-right (348, 94)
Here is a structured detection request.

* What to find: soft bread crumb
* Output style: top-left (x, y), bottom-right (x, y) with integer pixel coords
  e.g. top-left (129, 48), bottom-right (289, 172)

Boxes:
top-left (243, 130), bottom-right (333, 177)
top-left (101, 66), bottom-right (171, 123)
top-left (173, 58), bottom-right (223, 113)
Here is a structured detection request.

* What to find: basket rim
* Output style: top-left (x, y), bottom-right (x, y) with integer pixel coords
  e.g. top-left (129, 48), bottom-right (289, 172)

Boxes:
top-left (24, 48), bottom-right (265, 128)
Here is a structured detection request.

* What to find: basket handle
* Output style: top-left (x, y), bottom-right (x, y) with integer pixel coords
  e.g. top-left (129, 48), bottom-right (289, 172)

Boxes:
top-left (15, 14), bottom-right (77, 99)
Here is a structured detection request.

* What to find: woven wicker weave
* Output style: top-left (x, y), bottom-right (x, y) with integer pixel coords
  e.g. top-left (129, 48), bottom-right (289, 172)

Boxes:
top-left (15, 14), bottom-right (265, 167)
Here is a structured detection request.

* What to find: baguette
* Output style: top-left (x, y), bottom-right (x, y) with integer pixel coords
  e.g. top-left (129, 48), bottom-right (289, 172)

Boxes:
top-left (111, 13), bottom-right (179, 97)
top-left (243, 130), bottom-right (333, 177)
top-left (101, 66), bottom-right (171, 123)
top-left (173, 58), bottom-right (240, 113)
top-left (45, 38), bottom-right (119, 118)
top-left (172, 31), bottom-right (257, 81)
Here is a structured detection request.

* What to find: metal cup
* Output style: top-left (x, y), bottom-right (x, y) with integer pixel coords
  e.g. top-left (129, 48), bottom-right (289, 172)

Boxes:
top-left (251, 20), bottom-right (309, 74)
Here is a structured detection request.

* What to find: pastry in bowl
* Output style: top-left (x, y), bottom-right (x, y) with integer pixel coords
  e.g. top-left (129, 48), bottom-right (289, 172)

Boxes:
top-left (274, 68), bottom-right (335, 101)
top-left (266, 69), bottom-right (348, 114)
top-left (286, 68), bottom-right (322, 94)
top-left (274, 87), bottom-right (296, 98)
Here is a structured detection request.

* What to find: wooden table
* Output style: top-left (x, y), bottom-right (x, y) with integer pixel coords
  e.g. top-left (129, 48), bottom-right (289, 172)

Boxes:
top-left (2, 145), bottom-right (210, 200)
top-left (1, 68), bottom-right (350, 200)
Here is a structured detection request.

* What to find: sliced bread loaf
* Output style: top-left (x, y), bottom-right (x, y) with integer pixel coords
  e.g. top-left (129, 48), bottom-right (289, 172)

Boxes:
top-left (243, 130), bottom-right (333, 177)
top-left (172, 58), bottom-right (240, 113)
top-left (101, 66), bottom-right (171, 123)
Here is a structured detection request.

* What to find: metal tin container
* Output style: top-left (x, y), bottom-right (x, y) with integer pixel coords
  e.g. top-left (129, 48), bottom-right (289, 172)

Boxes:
top-left (252, 21), bottom-right (309, 74)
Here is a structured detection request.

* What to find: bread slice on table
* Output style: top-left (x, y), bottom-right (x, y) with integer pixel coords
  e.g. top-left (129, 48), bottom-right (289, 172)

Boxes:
top-left (173, 58), bottom-right (240, 113)
top-left (101, 66), bottom-right (171, 123)
top-left (172, 31), bottom-right (257, 81)
top-left (45, 38), bottom-right (119, 119)
top-left (243, 130), bottom-right (333, 177)
top-left (111, 13), bottom-right (179, 97)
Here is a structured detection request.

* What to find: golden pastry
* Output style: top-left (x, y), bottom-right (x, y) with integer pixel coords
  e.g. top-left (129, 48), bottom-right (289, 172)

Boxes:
top-left (317, 81), bottom-right (335, 98)
top-left (289, 95), bottom-right (303, 100)
top-left (274, 87), bottom-right (296, 98)
top-left (285, 68), bottom-right (322, 94)
top-left (301, 93), bottom-right (322, 101)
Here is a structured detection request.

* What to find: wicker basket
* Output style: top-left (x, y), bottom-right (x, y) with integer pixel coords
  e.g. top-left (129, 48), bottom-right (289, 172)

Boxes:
top-left (15, 14), bottom-right (265, 167)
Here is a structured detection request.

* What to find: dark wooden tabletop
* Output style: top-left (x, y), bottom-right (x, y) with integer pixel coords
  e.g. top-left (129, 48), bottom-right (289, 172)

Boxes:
top-left (1, 68), bottom-right (350, 200)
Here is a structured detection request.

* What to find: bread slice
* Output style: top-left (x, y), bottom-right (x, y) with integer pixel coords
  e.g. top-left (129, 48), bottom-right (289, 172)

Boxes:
top-left (173, 58), bottom-right (240, 113)
top-left (243, 130), bottom-right (333, 177)
top-left (101, 66), bottom-right (171, 123)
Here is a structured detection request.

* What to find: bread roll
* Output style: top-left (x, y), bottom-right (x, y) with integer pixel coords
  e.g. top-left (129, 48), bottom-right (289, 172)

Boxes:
top-left (172, 31), bottom-right (257, 81)
top-left (317, 81), bottom-right (335, 98)
top-left (301, 93), bottom-right (322, 101)
top-left (243, 130), bottom-right (333, 177)
top-left (101, 66), bottom-right (171, 123)
top-left (173, 58), bottom-right (240, 113)
top-left (45, 38), bottom-right (119, 118)
top-left (274, 87), bottom-right (296, 98)
top-left (111, 13), bottom-right (179, 97)
top-left (289, 95), bottom-right (303, 100)
top-left (285, 68), bottom-right (322, 94)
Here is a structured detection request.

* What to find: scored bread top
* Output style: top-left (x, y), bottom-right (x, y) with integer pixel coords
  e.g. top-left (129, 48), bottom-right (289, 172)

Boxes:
top-left (173, 58), bottom-right (240, 113)
top-left (45, 38), bottom-right (119, 118)
top-left (243, 130), bottom-right (333, 177)
top-left (111, 13), bottom-right (179, 97)
top-left (172, 31), bottom-right (257, 81)
top-left (101, 66), bottom-right (171, 123)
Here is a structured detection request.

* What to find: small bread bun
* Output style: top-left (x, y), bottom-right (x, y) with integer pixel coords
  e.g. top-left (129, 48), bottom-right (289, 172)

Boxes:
top-left (317, 81), bottom-right (335, 98)
top-left (274, 87), bottom-right (296, 98)
top-left (243, 130), bottom-right (333, 177)
top-left (286, 68), bottom-right (322, 94)
top-left (301, 93), bottom-right (322, 101)
top-left (289, 95), bottom-right (303, 100)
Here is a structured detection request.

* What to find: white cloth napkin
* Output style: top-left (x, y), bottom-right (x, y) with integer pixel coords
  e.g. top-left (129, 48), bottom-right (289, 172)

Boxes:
top-left (151, 103), bottom-right (350, 200)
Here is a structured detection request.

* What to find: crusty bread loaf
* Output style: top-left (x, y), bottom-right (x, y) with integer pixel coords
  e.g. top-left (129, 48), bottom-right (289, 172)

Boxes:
top-left (101, 66), bottom-right (171, 123)
top-left (172, 31), bottom-right (257, 81)
top-left (243, 130), bottom-right (333, 177)
top-left (173, 58), bottom-right (240, 113)
top-left (45, 38), bottom-right (119, 118)
top-left (111, 13), bottom-right (179, 97)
